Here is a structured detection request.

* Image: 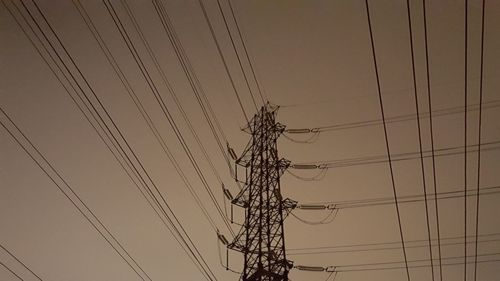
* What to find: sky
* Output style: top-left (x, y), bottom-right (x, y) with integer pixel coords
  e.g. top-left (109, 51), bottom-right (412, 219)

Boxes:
top-left (1, 0), bottom-right (500, 281)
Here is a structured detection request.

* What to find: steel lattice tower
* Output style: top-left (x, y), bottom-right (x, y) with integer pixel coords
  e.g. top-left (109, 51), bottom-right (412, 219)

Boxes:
top-left (229, 104), bottom-right (296, 281)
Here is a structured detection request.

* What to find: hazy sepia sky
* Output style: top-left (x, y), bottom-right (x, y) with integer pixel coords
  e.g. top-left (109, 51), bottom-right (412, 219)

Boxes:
top-left (1, 0), bottom-right (500, 281)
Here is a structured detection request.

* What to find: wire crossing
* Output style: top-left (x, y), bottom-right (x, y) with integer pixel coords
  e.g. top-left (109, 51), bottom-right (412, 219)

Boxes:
top-left (1, 1), bottom-right (497, 280)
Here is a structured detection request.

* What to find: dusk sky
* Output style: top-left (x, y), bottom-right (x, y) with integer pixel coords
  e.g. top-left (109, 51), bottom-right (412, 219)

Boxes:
top-left (1, 0), bottom-right (499, 280)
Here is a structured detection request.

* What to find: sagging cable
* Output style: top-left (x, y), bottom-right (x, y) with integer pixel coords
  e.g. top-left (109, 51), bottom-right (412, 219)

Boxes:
top-left (291, 207), bottom-right (339, 225)
top-left (286, 168), bottom-right (328, 181)
top-left (283, 130), bottom-right (320, 144)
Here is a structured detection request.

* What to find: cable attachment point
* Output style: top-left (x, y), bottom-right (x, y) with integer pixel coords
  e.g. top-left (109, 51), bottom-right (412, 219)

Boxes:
top-left (290, 164), bottom-right (319, 169)
top-left (217, 231), bottom-right (229, 245)
top-left (325, 266), bottom-right (336, 273)
top-left (294, 265), bottom-right (326, 272)
top-left (326, 204), bottom-right (337, 210)
top-left (223, 186), bottom-right (234, 201)
top-left (317, 164), bottom-right (329, 169)
top-left (227, 143), bottom-right (238, 160)
top-left (285, 128), bottom-right (311, 134)
top-left (297, 204), bottom-right (327, 210)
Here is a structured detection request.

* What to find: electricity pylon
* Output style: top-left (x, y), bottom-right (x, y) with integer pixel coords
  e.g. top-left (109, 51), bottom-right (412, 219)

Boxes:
top-left (228, 104), bottom-right (296, 281)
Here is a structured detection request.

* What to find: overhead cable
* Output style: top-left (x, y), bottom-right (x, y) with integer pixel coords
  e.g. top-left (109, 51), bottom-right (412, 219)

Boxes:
top-left (474, 1), bottom-right (486, 280)
top-left (288, 232), bottom-right (500, 252)
top-left (422, 0), bottom-right (443, 277)
top-left (213, 0), bottom-right (264, 106)
top-left (290, 208), bottom-right (339, 225)
top-left (0, 106), bottom-right (151, 281)
top-left (0, 244), bottom-right (42, 280)
top-left (294, 253), bottom-right (500, 274)
top-left (405, 0), bottom-right (436, 278)
top-left (6, 1), bottom-right (217, 278)
top-left (196, 0), bottom-right (253, 122)
top-left (291, 140), bottom-right (500, 169)
top-left (364, 0), bottom-right (410, 280)
top-left (225, 0), bottom-right (267, 103)
top-left (289, 235), bottom-right (500, 256)
top-left (102, 0), bottom-right (234, 239)
top-left (284, 99), bottom-right (500, 134)
top-left (149, 0), bottom-right (236, 179)
top-left (73, 0), bottom-right (220, 237)
top-left (0, 261), bottom-right (22, 281)
top-left (463, 1), bottom-right (469, 280)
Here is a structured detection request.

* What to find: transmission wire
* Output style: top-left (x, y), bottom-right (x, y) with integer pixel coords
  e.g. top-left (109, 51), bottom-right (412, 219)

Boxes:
top-left (422, 0), bottom-right (444, 278)
top-left (103, 0), bottom-right (234, 239)
top-left (405, 0), bottom-right (435, 279)
top-left (213, 0), bottom-right (264, 106)
top-left (463, 1), bottom-right (469, 280)
top-left (364, 1), bottom-right (411, 280)
top-left (8, 1), bottom-right (217, 279)
top-left (225, 0), bottom-right (267, 103)
top-left (0, 245), bottom-right (42, 280)
top-left (197, 0), bottom-right (255, 120)
top-left (149, 0), bottom-right (238, 183)
top-left (473, 1), bottom-right (486, 280)
top-left (0, 261), bottom-right (23, 281)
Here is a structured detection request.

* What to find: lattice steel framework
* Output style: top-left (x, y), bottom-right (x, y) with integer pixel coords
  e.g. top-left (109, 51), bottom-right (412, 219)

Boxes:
top-left (229, 105), bottom-right (296, 281)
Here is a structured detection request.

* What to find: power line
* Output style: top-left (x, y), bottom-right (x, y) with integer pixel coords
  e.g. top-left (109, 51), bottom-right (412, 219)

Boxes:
top-left (422, 0), bottom-right (443, 278)
top-left (303, 185), bottom-right (500, 207)
top-left (325, 271), bottom-right (338, 281)
top-left (147, 0), bottom-right (237, 181)
top-left (288, 232), bottom-right (500, 252)
top-left (212, 0), bottom-right (263, 107)
top-left (107, 0), bottom-right (235, 239)
top-left (312, 186), bottom-right (500, 211)
top-left (196, 0), bottom-right (254, 121)
top-left (28, 1), bottom-right (215, 277)
top-left (288, 235), bottom-right (500, 256)
top-left (71, 2), bottom-right (236, 268)
top-left (121, 0), bottom-right (225, 187)
top-left (292, 140), bottom-right (500, 169)
top-left (335, 253), bottom-right (500, 273)
top-left (474, 1), bottom-right (486, 280)
top-left (71, 0), bottom-right (220, 236)
top-left (0, 106), bottom-right (151, 281)
top-left (0, 244), bottom-right (42, 280)
top-left (364, 1), bottom-right (410, 280)
top-left (101, 0), bottom-right (233, 239)
top-left (463, 1), bottom-right (469, 281)
top-left (118, 0), bottom-right (226, 188)
top-left (3, 1), bottom-right (154, 279)
top-left (293, 254), bottom-right (500, 274)
top-left (225, 0), bottom-right (267, 103)
top-left (284, 99), bottom-right (500, 134)
top-left (290, 208), bottom-right (338, 226)
top-left (6, 1), bottom-right (217, 279)
top-left (405, 0), bottom-right (435, 279)
top-left (0, 261), bottom-right (23, 281)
